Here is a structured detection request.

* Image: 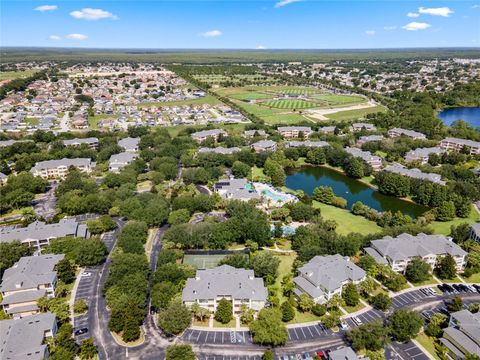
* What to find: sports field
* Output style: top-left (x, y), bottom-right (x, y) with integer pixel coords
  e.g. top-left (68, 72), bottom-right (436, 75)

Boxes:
top-left (183, 253), bottom-right (248, 269)
top-left (263, 99), bottom-right (318, 109)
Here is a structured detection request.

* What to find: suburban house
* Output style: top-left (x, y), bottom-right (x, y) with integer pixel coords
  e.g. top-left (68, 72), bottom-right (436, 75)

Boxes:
top-left (251, 140), bottom-right (277, 153)
top-left (345, 147), bottom-right (383, 171)
top-left (0, 218), bottom-right (88, 252)
top-left (182, 265), bottom-right (268, 314)
top-left (1, 254), bottom-right (64, 319)
top-left (404, 147), bottom-right (445, 164)
top-left (440, 309), bottom-right (480, 359)
top-left (387, 127), bottom-right (427, 140)
top-left (440, 137), bottom-right (480, 155)
top-left (191, 129), bottom-right (228, 142)
top-left (118, 137), bottom-right (140, 152)
top-left (243, 130), bottom-right (266, 138)
top-left (62, 137), bottom-right (99, 149)
top-left (108, 152), bottom-right (138, 173)
top-left (384, 163), bottom-right (446, 185)
top-left (0, 312), bottom-right (57, 360)
top-left (357, 135), bottom-right (384, 146)
top-left (213, 178), bottom-right (260, 202)
top-left (287, 140), bottom-right (329, 148)
top-left (350, 123), bottom-right (377, 132)
top-left (198, 147), bottom-right (241, 155)
top-left (294, 254), bottom-right (366, 304)
top-left (364, 233), bottom-right (467, 274)
top-left (277, 126), bottom-right (313, 138)
top-left (470, 223), bottom-right (480, 243)
top-left (30, 158), bottom-right (94, 179)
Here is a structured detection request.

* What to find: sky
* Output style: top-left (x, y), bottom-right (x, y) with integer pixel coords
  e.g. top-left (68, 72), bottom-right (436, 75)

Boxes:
top-left (1, 1), bottom-right (479, 49)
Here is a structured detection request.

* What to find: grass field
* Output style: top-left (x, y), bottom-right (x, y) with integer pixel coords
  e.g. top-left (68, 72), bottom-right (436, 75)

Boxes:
top-left (263, 99), bottom-right (319, 109)
top-left (262, 113), bottom-right (313, 124)
top-left (325, 105), bottom-right (386, 121)
top-left (140, 95), bottom-right (220, 107)
top-left (416, 333), bottom-right (441, 360)
top-left (431, 206), bottom-right (480, 235)
top-left (0, 70), bottom-right (36, 81)
top-left (461, 272), bottom-right (480, 284)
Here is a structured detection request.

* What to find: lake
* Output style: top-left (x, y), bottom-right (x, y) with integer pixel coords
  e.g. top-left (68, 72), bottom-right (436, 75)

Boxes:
top-left (437, 107), bottom-right (480, 128)
top-left (285, 166), bottom-right (427, 218)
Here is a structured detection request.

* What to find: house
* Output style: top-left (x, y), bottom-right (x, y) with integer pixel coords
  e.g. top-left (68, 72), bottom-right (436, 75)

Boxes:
top-left (251, 140), bottom-right (277, 153)
top-left (182, 265), bottom-right (267, 314)
top-left (1, 254), bottom-right (64, 319)
top-left (364, 233), bottom-right (467, 274)
top-left (388, 127), bottom-right (427, 140)
top-left (350, 123), bottom-right (377, 132)
top-left (405, 147), bottom-right (445, 164)
top-left (470, 223), bottom-right (480, 243)
top-left (198, 147), bottom-right (240, 155)
top-left (191, 129), bottom-right (227, 142)
top-left (345, 147), bottom-right (383, 171)
top-left (440, 309), bottom-right (480, 359)
top-left (277, 126), bottom-right (312, 138)
top-left (328, 347), bottom-right (361, 360)
top-left (30, 158), bottom-right (94, 179)
top-left (318, 126), bottom-right (336, 134)
top-left (384, 163), bottom-right (446, 185)
top-left (357, 135), bottom-right (384, 146)
top-left (294, 254), bottom-right (366, 304)
top-left (0, 218), bottom-right (88, 252)
top-left (243, 130), bottom-right (266, 138)
top-left (62, 137), bottom-right (99, 149)
top-left (118, 137), bottom-right (140, 152)
top-left (440, 137), bottom-right (480, 155)
top-left (0, 139), bottom-right (34, 147)
top-left (108, 152), bottom-right (138, 173)
top-left (0, 312), bottom-right (57, 360)
top-left (286, 140), bottom-right (329, 148)
top-left (213, 178), bottom-right (260, 202)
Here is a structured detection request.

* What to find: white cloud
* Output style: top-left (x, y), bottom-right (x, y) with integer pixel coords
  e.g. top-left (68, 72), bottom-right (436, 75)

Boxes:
top-left (383, 26), bottom-right (397, 31)
top-left (256, 45), bottom-right (266, 49)
top-left (70, 8), bottom-right (118, 20)
top-left (407, 12), bottom-right (420, 18)
top-left (200, 30), bottom-right (222, 37)
top-left (274, 0), bottom-right (301, 8)
top-left (418, 7), bottom-right (453, 17)
top-left (365, 30), bottom-right (376, 36)
top-left (402, 22), bottom-right (431, 31)
top-left (49, 35), bottom-right (61, 40)
top-left (472, 4), bottom-right (479, 8)
top-left (66, 33), bottom-right (87, 40)
top-left (35, 5), bottom-right (57, 12)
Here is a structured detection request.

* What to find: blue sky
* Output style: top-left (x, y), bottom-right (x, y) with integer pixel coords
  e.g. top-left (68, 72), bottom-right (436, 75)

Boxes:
top-left (1, 1), bottom-right (479, 49)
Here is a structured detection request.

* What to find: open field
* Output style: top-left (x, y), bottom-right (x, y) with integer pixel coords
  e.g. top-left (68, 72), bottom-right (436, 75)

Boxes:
top-left (431, 206), bottom-right (480, 235)
top-left (263, 99), bottom-right (319, 109)
top-left (140, 95), bottom-right (219, 107)
top-left (324, 105), bottom-right (387, 121)
top-left (0, 70), bottom-right (36, 81)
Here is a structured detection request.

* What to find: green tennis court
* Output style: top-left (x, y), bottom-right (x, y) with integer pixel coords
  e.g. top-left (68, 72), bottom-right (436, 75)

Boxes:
top-left (182, 253), bottom-right (248, 269)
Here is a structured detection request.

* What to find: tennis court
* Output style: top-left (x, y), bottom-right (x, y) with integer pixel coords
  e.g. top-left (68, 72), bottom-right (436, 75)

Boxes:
top-left (183, 253), bottom-right (248, 269)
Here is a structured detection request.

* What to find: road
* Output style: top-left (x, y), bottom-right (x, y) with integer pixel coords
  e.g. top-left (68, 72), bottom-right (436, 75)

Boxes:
top-left (32, 181), bottom-right (57, 220)
top-left (59, 112), bottom-right (70, 132)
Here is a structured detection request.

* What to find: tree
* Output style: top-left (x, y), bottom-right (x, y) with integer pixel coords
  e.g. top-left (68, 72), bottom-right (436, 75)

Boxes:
top-left (158, 301), bottom-right (191, 335)
top-left (264, 159), bottom-right (286, 187)
top-left (249, 308), bottom-right (288, 346)
top-left (281, 301), bottom-right (295, 322)
top-left (74, 299), bottom-right (88, 315)
top-left (251, 252), bottom-right (280, 281)
top-left (436, 201), bottom-right (456, 221)
top-left (79, 338), bottom-right (97, 360)
top-left (0, 242), bottom-right (32, 277)
top-left (151, 282), bottom-right (178, 310)
top-left (347, 321), bottom-right (390, 351)
top-left (312, 304), bottom-right (326, 316)
top-left (344, 158), bottom-right (365, 179)
top-left (232, 161), bottom-right (251, 178)
top-left (448, 296), bottom-right (463, 312)
top-left (342, 283), bottom-right (360, 307)
top-left (297, 293), bottom-right (314, 312)
top-left (56, 258), bottom-right (76, 284)
top-left (166, 344), bottom-right (196, 360)
top-left (240, 304), bottom-right (255, 325)
top-left (167, 209), bottom-right (191, 225)
top-left (425, 313), bottom-right (447, 338)
top-left (218, 253), bottom-right (249, 269)
top-left (263, 350), bottom-right (274, 360)
top-left (122, 316), bottom-right (141, 342)
top-left (388, 309), bottom-right (424, 342)
top-left (370, 293), bottom-right (392, 312)
top-left (435, 255), bottom-right (457, 279)
top-left (215, 298), bottom-right (233, 324)
top-left (405, 258), bottom-right (431, 283)
top-left (323, 314), bottom-right (340, 329)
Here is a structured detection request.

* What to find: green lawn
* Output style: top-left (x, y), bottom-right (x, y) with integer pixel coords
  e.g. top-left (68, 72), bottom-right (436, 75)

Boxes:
top-left (411, 276), bottom-right (439, 287)
top-left (460, 272), bottom-right (480, 284)
top-left (251, 166), bottom-right (268, 181)
top-left (431, 206), bottom-right (480, 235)
top-left (140, 95), bottom-right (220, 107)
top-left (213, 319), bottom-right (236, 328)
top-left (24, 117), bottom-right (39, 126)
top-left (0, 70), bottom-right (36, 81)
top-left (263, 99), bottom-right (319, 109)
top-left (342, 302), bottom-right (366, 314)
top-left (262, 113), bottom-right (314, 125)
top-left (193, 319), bottom-right (210, 327)
top-left (416, 333), bottom-right (442, 360)
top-left (271, 253), bottom-right (296, 304)
top-left (88, 114), bottom-right (112, 129)
top-left (287, 310), bottom-right (322, 324)
top-left (325, 105), bottom-right (386, 121)
top-left (311, 200), bottom-right (382, 236)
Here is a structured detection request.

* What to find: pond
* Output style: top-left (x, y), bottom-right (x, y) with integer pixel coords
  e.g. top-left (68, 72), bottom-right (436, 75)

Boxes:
top-left (437, 107), bottom-right (480, 128)
top-left (285, 166), bottom-right (428, 218)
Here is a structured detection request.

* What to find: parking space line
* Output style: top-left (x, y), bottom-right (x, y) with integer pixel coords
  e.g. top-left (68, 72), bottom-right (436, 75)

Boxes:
top-left (196, 330), bottom-right (201, 342)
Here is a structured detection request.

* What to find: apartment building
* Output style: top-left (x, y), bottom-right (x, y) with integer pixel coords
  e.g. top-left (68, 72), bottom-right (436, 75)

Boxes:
top-left (243, 130), bottom-right (267, 138)
top-left (318, 126), bottom-right (336, 134)
top-left (108, 152), bottom-right (138, 173)
top-left (440, 137), bottom-right (480, 155)
top-left (191, 129), bottom-right (228, 142)
top-left (440, 309), bottom-right (480, 359)
top-left (388, 127), bottom-right (427, 140)
top-left (251, 140), bottom-right (277, 153)
top-left (294, 254), bottom-right (366, 304)
top-left (182, 265), bottom-right (268, 314)
top-left (1, 254), bottom-right (64, 319)
top-left (404, 147), bottom-right (445, 164)
top-left (384, 163), bottom-right (446, 185)
top-left (470, 223), bottom-right (480, 243)
top-left (357, 135), bottom-right (384, 146)
top-left (364, 233), bottom-right (467, 274)
top-left (30, 158), bottom-right (94, 179)
top-left (277, 126), bottom-right (313, 138)
top-left (286, 140), bottom-right (329, 148)
top-left (198, 147), bottom-right (241, 155)
top-left (118, 137), bottom-right (140, 152)
top-left (350, 122), bottom-right (377, 132)
top-left (62, 137), bottom-right (99, 149)
top-left (345, 147), bottom-right (383, 171)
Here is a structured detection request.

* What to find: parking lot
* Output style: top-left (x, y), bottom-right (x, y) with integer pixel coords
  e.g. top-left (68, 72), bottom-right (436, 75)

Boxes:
top-left (73, 267), bottom-right (100, 342)
top-left (387, 341), bottom-right (430, 360)
top-left (420, 297), bottom-right (478, 322)
top-left (343, 307), bottom-right (385, 328)
top-left (182, 329), bottom-right (252, 345)
top-left (101, 231), bottom-right (116, 252)
top-left (392, 289), bottom-right (435, 309)
top-left (287, 323), bottom-right (332, 342)
top-left (197, 355), bottom-right (262, 360)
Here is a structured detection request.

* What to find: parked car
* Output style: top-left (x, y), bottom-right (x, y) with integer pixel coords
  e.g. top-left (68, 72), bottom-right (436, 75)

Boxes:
top-left (352, 316), bottom-right (363, 326)
top-left (340, 321), bottom-right (349, 330)
top-left (81, 272), bottom-right (92, 277)
top-left (74, 328), bottom-right (88, 335)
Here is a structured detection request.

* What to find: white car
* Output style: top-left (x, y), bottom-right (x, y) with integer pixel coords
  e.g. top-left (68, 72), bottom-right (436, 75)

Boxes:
top-left (340, 321), bottom-right (349, 330)
top-left (352, 316), bottom-right (363, 326)
top-left (80, 272), bottom-right (92, 277)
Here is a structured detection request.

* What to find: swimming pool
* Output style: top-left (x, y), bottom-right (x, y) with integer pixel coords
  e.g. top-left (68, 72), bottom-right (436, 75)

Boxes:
top-left (261, 189), bottom-right (290, 202)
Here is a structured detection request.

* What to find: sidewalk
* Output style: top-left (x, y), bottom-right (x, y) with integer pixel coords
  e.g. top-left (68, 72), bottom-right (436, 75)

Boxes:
top-left (69, 267), bottom-right (84, 326)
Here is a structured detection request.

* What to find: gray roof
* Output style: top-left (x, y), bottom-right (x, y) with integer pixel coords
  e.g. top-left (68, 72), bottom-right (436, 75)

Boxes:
top-left (0, 312), bottom-right (56, 360)
top-left (405, 147), bottom-right (445, 160)
top-left (345, 147), bottom-right (381, 163)
top-left (450, 309), bottom-right (480, 344)
top-left (1, 289), bottom-right (47, 306)
top-left (471, 223), bottom-right (480, 236)
top-left (358, 135), bottom-right (384, 143)
top-left (441, 137), bottom-right (480, 148)
top-left (214, 178), bottom-right (260, 201)
top-left (118, 137), bottom-right (140, 151)
top-left (62, 137), bottom-right (98, 147)
top-left (0, 139), bottom-right (34, 148)
top-left (182, 265), bottom-right (267, 302)
top-left (287, 141), bottom-right (329, 148)
top-left (191, 129), bottom-right (227, 139)
top-left (328, 347), bottom-right (360, 360)
top-left (389, 127), bottom-right (426, 139)
top-left (442, 327), bottom-right (480, 356)
top-left (30, 158), bottom-right (93, 173)
top-left (109, 152), bottom-right (138, 167)
top-left (369, 233), bottom-right (467, 262)
top-left (277, 126), bottom-right (312, 132)
top-left (352, 123), bottom-right (376, 131)
top-left (384, 163), bottom-right (446, 185)
top-left (1, 254), bottom-right (64, 293)
top-left (318, 126), bottom-right (336, 133)
top-left (364, 247), bottom-right (388, 264)
top-left (244, 130), bottom-right (266, 137)
top-left (0, 172), bottom-right (7, 180)
top-left (296, 254), bottom-right (366, 293)
top-left (251, 140), bottom-right (276, 149)
top-left (198, 147), bottom-right (240, 155)
top-left (0, 218), bottom-right (87, 245)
